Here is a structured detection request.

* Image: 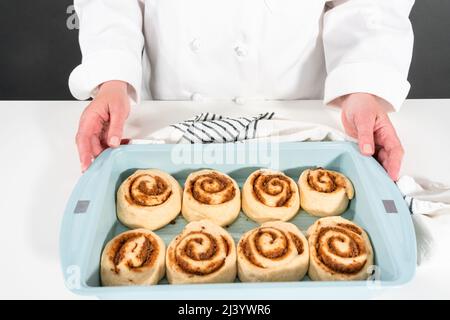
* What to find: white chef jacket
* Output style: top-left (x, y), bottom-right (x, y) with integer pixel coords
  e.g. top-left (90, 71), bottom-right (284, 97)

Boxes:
top-left (69, 0), bottom-right (414, 110)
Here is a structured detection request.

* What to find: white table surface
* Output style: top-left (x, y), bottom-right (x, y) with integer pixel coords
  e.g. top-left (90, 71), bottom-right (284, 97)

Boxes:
top-left (0, 99), bottom-right (449, 299)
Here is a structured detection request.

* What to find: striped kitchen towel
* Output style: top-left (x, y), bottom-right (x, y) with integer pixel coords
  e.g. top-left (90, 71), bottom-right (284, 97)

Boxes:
top-left (170, 112), bottom-right (275, 143)
top-left (131, 112), bottom-right (346, 144)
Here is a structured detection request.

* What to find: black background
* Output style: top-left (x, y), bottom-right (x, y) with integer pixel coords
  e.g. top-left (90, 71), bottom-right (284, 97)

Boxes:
top-left (0, 0), bottom-right (449, 100)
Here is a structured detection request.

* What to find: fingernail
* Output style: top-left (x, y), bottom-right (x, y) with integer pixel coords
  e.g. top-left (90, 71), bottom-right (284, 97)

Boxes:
top-left (362, 144), bottom-right (373, 155)
top-left (109, 136), bottom-right (120, 147)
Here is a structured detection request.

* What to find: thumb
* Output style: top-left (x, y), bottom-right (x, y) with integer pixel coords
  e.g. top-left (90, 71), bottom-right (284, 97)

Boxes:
top-left (355, 113), bottom-right (376, 156)
top-left (107, 105), bottom-right (128, 148)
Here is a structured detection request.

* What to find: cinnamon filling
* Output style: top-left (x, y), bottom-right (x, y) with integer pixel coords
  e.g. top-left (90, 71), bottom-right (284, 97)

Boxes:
top-left (289, 232), bottom-right (304, 255)
top-left (337, 223), bottom-right (362, 235)
top-left (254, 229), bottom-right (288, 259)
top-left (184, 232), bottom-right (217, 260)
top-left (222, 236), bottom-right (230, 256)
top-left (315, 226), bottom-right (367, 274)
top-left (307, 168), bottom-right (339, 193)
top-left (240, 239), bottom-right (263, 268)
top-left (126, 174), bottom-right (172, 206)
top-left (188, 172), bottom-right (235, 205)
top-left (109, 232), bottom-right (159, 274)
top-left (251, 172), bottom-right (294, 207)
top-left (241, 227), bottom-right (304, 268)
top-left (173, 231), bottom-right (230, 276)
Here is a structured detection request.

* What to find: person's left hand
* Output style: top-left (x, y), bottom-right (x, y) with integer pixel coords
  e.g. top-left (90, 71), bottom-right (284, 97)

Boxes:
top-left (339, 93), bottom-right (404, 181)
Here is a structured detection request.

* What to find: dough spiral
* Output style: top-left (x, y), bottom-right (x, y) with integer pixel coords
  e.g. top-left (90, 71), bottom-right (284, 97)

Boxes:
top-left (237, 221), bottom-right (309, 282)
top-left (117, 169), bottom-right (182, 230)
top-left (298, 168), bottom-right (354, 217)
top-left (242, 169), bottom-right (300, 223)
top-left (182, 170), bottom-right (240, 227)
top-left (166, 220), bottom-right (237, 284)
top-left (307, 216), bottom-right (373, 281)
top-left (100, 229), bottom-right (166, 286)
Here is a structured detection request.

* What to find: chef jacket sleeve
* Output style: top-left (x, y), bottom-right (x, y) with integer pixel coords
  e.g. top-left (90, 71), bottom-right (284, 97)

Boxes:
top-left (68, 0), bottom-right (144, 103)
top-left (323, 0), bottom-right (415, 111)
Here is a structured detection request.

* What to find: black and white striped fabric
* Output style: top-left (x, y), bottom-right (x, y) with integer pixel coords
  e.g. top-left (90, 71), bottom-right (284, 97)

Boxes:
top-left (397, 176), bottom-right (450, 215)
top-left (170, 112), bottom-right (275, 144)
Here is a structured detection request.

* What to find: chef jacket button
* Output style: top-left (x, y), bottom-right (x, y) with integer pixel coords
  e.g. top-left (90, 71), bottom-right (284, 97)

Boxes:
top-left (234, 97), bottom-right (246, 105)
top-left (234, 45), bottom-right (248, 57)
top-left (191, 92), bottom-right (204, 102)
top-left (189, 38), bottom-right (200, 52)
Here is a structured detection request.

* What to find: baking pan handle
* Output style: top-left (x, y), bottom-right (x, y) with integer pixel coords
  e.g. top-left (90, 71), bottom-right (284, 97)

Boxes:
top-left (59, 149), bottom-right (112, 289)
top-left (359, 154), bottom-right (417, 281)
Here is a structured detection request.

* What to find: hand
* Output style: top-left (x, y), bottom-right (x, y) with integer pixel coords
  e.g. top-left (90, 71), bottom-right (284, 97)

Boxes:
top-left (340, 93), bottom-right (404, 181)
top-left (76, 80), bottom-right (130, 172)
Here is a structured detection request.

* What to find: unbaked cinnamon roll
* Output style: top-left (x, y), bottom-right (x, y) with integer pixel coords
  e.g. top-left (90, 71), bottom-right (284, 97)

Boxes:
top-left (237, 221), bottom-right (309, 282)
top-left (307, 216), bottom-right (373, 281)
top-left (117, 169), bottom-right (182, 230)
top-left (100, 229), bottom-right (165, 286)
top-left (182, 169), bottom-right (240, 227)
top-left (298, 168), bottom-right (354, 217)
top-left (166, 220), bottom-right (237, 284)
top-left (242, 169), bottom-right (300, 223)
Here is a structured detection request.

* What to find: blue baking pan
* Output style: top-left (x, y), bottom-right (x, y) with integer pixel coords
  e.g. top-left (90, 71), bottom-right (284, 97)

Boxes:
top-left (60, 142), bottom-right (416, 299)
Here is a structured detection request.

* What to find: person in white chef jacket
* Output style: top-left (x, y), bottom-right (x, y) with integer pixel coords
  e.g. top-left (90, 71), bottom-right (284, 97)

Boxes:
top-left (70, 0), bottom-right (414, 181)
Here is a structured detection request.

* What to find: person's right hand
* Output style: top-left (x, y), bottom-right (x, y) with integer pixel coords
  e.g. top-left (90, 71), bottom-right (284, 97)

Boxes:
top-left (76, 80), bottom-right (130, 172)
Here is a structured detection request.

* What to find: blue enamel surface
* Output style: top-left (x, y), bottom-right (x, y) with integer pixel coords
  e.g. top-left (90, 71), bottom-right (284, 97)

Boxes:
top-left (59, 142), bottom-right (416, 299)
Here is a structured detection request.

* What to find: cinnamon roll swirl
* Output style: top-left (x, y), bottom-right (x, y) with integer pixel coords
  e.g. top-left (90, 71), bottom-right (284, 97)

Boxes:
top-left (182, 169), bottom-right (240, 227)
top-left (117, 169), bottom-right (182, 231)
top-left (307, 217), bottom-right (373, 281)
top-left (298, 168), bottom-right (354, 217)
top-left (166, 220), bottom-right (237, 284)
top-left (100, 229), bottom-right (165, 286)
top-left (242, 169), bottom-right (300, 223)
top-left (237, 221), bottom-right (309, 282)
